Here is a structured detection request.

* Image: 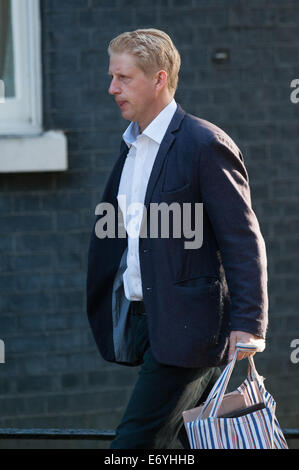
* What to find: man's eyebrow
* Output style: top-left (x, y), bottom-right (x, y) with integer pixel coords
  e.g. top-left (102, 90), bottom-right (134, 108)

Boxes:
top-left (108, 71), bottom-right (122, 77)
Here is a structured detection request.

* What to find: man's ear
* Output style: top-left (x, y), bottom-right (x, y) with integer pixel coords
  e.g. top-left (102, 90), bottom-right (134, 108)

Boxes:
top-left (155, 70), bottom-right (168, 91)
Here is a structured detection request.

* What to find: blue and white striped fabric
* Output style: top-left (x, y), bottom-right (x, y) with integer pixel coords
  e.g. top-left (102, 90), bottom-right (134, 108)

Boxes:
top-left (184, 345), bottom-right (288, 449)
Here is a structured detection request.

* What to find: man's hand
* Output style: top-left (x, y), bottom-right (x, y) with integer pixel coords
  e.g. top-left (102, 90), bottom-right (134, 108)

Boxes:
top-left (228, 331), bottom-right (264, 361)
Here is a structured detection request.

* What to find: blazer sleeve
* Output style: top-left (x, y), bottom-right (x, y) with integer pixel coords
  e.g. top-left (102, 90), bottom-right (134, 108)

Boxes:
top-left (198, 135), bottom-right (268, 339)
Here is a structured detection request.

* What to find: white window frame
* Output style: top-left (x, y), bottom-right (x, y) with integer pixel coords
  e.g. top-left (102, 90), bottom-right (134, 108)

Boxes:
top-left (0, 0), bottom-right (42, 135)
top-left (0, 0), bottom-right (67, 173)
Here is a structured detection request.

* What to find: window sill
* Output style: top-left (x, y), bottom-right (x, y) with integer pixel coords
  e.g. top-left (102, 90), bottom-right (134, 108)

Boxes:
top-left (0, 130), bottom-right (68, 173)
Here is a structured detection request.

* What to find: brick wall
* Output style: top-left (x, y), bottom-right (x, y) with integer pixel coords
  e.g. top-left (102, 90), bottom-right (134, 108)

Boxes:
top-left (0, 0), bottom-right (299, 449)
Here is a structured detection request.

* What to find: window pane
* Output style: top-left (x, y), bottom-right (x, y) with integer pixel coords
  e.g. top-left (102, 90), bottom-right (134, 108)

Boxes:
top-left (0, 0), bottom-right (15, 98)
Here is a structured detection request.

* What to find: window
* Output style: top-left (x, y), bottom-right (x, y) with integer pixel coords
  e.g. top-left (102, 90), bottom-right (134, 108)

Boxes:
top-left (0, 0), bottom-right (42, 135)
top-left (0, 0), bottom-right (67, 173)
top-left (0, 0), bottom-right (15, 99)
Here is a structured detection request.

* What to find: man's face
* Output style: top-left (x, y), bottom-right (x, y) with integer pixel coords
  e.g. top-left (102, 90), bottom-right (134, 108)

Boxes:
top-left (108, 53), bottom-right (157, 126)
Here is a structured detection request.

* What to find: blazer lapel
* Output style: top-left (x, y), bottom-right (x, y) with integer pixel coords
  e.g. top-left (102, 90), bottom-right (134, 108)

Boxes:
top-left (101, 140), bottom-right (129, 204)
top-left (143, 104), bottom-right (186, 210)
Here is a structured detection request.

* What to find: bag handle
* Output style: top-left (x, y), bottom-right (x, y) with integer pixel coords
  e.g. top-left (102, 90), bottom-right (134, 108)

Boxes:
top-left (198, 342), bottom-right (264, 419)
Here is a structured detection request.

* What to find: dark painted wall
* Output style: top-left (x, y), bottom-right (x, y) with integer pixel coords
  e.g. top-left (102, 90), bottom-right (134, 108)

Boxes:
top-left (0, 0), bottom-right (298, 448)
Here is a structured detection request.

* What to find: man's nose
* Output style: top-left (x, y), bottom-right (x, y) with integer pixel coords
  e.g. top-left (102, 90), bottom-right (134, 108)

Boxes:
top-left (108, 78), bottom-right (120, 95)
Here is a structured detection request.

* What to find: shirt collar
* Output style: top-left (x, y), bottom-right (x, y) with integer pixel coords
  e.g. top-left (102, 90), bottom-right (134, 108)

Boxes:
top-left (122, 121), bottom-right (140, 148)
top-left (122, 98), bottom-right (177, 148)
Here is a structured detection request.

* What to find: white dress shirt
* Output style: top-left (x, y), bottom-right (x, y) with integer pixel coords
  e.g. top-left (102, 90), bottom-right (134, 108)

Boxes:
top-left (117, 98), bottom-right (177, 301)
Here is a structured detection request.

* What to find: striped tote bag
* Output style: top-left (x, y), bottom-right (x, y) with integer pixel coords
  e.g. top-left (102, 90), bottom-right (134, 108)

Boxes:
top-left (183, 344), bottom-right (288, 449)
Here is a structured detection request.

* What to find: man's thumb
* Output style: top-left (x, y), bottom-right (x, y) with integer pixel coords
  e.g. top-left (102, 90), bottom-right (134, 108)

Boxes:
top-left (228, 334), bottom-right (236, 361)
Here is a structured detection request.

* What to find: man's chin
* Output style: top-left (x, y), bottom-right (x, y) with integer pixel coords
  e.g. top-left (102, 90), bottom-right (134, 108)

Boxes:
top-left (120, 109), bottom-right (134, 121)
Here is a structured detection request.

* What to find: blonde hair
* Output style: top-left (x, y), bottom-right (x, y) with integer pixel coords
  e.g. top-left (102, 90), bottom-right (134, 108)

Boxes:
top-left (108, 28), bottom-right (181, 95)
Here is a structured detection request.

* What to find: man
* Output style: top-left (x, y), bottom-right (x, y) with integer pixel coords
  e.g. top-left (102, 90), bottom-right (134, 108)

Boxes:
top-left (86, 29), bottom-right (268, 449)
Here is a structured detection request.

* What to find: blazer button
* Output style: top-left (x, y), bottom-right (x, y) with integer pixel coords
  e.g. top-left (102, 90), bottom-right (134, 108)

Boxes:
top-left (143, 249), bottom-right (150, 253)
top-left (146, 287), bottom-right (152, 292)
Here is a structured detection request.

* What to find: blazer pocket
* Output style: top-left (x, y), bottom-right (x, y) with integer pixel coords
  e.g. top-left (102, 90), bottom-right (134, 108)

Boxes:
top-left (159, 182), bottom-right (191, 203)
top-left (174, 276), bottom-right (219, 294)
top-left (173, 278), bottom-right (223, 345)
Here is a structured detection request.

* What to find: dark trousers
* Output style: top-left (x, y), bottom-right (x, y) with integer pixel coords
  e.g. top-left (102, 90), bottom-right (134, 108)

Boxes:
top-left (110, 302), bottom-right (221, 449)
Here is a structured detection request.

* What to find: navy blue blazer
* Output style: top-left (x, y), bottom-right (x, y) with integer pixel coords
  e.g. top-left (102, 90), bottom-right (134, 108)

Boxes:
top-left (86, 104), bottom-right (268, 368)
